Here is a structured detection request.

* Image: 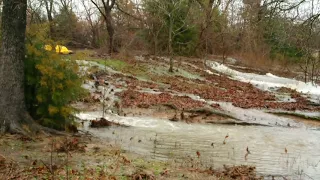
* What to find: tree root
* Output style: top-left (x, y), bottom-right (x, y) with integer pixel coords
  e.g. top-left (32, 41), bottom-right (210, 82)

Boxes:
top-left (7, 112), bottom-right (68, 139)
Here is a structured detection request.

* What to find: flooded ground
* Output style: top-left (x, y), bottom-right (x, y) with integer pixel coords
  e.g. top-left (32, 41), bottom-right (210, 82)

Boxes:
top-left (207, 61), bottom-right (320, 104)
top-left (78, 111), bottom-right (320, 179)
top-left (76, 57), bottom-right (320, 179)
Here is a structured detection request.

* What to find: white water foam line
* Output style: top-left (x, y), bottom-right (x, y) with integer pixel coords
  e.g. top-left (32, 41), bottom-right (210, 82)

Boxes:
top-left (207, 61), bottom-right (320, 100)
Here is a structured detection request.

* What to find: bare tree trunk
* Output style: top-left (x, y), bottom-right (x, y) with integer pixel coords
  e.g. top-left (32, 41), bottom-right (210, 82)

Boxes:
top-left (168, 17), bottom-right (174, 73)
top-left (44, 0), bottom-right (54, 38)
top-left (105, 11), bottom-right (115, 55)
top-left (153, 36), bottom-right (157, 55)
top-left (304, 60), bottom-right (308, 83)
top-left (81, 0), bottom-right (99, 48)
top-left (151, 23), bottom-right (162, 55)
top-left (90, 0), bottom-right (116, 55)
top-left (195, 0), bottom-right (215, 54)
top-left (92, 28), bottom-right (98, 48)
top-left (0, 0), bottom-right (36, 134)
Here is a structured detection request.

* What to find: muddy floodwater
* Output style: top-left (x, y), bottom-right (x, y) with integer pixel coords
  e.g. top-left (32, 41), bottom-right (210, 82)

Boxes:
top-left (76, 59), bottom-right (320, 179)
top-left (78, 112), bottom-right (320, 179)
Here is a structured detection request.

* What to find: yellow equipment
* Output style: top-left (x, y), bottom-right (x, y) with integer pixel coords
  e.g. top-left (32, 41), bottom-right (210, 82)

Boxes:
top-left (44, 45), bottom-right (73, 54)
top-left (55, 45), bottom-right (73, 54)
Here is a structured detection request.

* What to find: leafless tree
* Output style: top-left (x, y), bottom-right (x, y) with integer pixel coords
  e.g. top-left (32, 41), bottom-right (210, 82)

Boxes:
top-left (59, 0), bottom-right (73, 13)
top-left (43, 0), bottom-right (55, 37)
top-left (80, 0), bottom-right (100, 48)
top-left (27, 0), bottom-right (44, 24)
top-left (90, 0), bottom-right (117, 55)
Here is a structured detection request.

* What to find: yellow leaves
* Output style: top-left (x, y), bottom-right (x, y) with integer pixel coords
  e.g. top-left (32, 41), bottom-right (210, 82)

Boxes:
top-left (26, 44), bottom-right (42, 57)
top-left (57, 72), bottom-right (64, 80)
top-left (36, 64), bottom-right (52, 75)
top-left (26, 24), bottom-right (85, 130)
top-left (36, 95), bottom-right (43, 103)
top-left (60, 107), bottom-right (72, 118)
top-left (66, 80), bottom-right (74, 87)
top-left (72, 64), bottom-right (79, 72)
top-left (48, 106), bottom-right (72, 117)
top-left (57, 83), bottom-right (64, 90)
top-left (40, 79), bottom-right (47, 87)
top-left (59, 60), bottom-right (67, 69)
top-left (48, 105), bottom-right (59, 115)
top-left (27, 23), bottom-right (50, 41)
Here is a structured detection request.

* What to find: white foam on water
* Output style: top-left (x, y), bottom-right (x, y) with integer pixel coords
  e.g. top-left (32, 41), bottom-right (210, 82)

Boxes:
top-left (208, 61), bottom-right (320, 97)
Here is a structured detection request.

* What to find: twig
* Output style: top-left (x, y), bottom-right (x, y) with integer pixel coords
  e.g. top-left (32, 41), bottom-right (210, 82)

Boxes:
top-left (41, 160), bottom-right (52, 174)
top-left (51, 138), bottom-right (54, 178)
top-left (66, 137), bottom-right (69, 180)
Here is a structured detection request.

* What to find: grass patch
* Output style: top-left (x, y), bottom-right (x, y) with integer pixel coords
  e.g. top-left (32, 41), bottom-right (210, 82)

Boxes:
top-left (96, 59), bottom-right (150, 79)
top-left (67, 49), bottom-right (97, 61)
top-left (97, 59), bottom-right (128, 71)
top-left (132, 158), bottom-right (167, 176)
top-left (151, 65), bottom-right (203, 80)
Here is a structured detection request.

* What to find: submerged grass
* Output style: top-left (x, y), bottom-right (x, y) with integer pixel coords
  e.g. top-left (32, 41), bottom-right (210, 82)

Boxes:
top-left (96, 59), bottom-right (150, 79)
top-left (97, 59), bottom-right (127, 71)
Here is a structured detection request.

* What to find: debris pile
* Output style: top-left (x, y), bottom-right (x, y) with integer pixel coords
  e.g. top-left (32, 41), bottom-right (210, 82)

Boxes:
top-left (131, 169), bottom-right (156, 180)
top-left (215, 165), bottom-right (262, 180)
top-left (90, 118), bottom-right (122, 128)
top-left (55, 138), bottom-right (86, 152)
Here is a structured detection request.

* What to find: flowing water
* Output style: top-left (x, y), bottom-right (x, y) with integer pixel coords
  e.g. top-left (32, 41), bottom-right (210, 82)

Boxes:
top-left (77, 59), bottom-right (320, 179)
top-left (78, 112), bottom-right (320, 179)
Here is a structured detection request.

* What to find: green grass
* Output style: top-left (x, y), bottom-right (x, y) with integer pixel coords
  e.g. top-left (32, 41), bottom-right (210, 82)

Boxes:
top-left (151, 65), bottom-right (203, 80)
top-left (97, 59), bottom-right (128, 71)
top-left (132, 158), bottom-right (167, 176)
top-left (67, 49), bottom-right (97, 61)
top-left (96, 59), bottom-right (150, 80)
top-left (73, 49), bottom-right (202, 82)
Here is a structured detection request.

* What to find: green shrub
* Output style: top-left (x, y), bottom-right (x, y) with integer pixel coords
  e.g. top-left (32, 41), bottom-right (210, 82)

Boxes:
top-left (25, 24), bottom-right (86, 130)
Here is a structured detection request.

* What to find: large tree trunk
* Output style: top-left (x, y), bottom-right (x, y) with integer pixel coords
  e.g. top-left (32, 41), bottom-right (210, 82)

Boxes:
top-left (105, 10), bottom-right (115, 55)
top-left (0, 0), bottom-right (36, 134)
top-left (89, 0), bottom-right (116, 54)
top-left (168, 17), bottom-right (174, 73)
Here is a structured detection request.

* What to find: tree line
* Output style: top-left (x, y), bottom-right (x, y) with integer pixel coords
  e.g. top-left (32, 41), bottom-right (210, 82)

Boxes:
top-left (20, 0), bottom-right (320, 79)
top-left (0, 0), bottom-right (319, 134)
